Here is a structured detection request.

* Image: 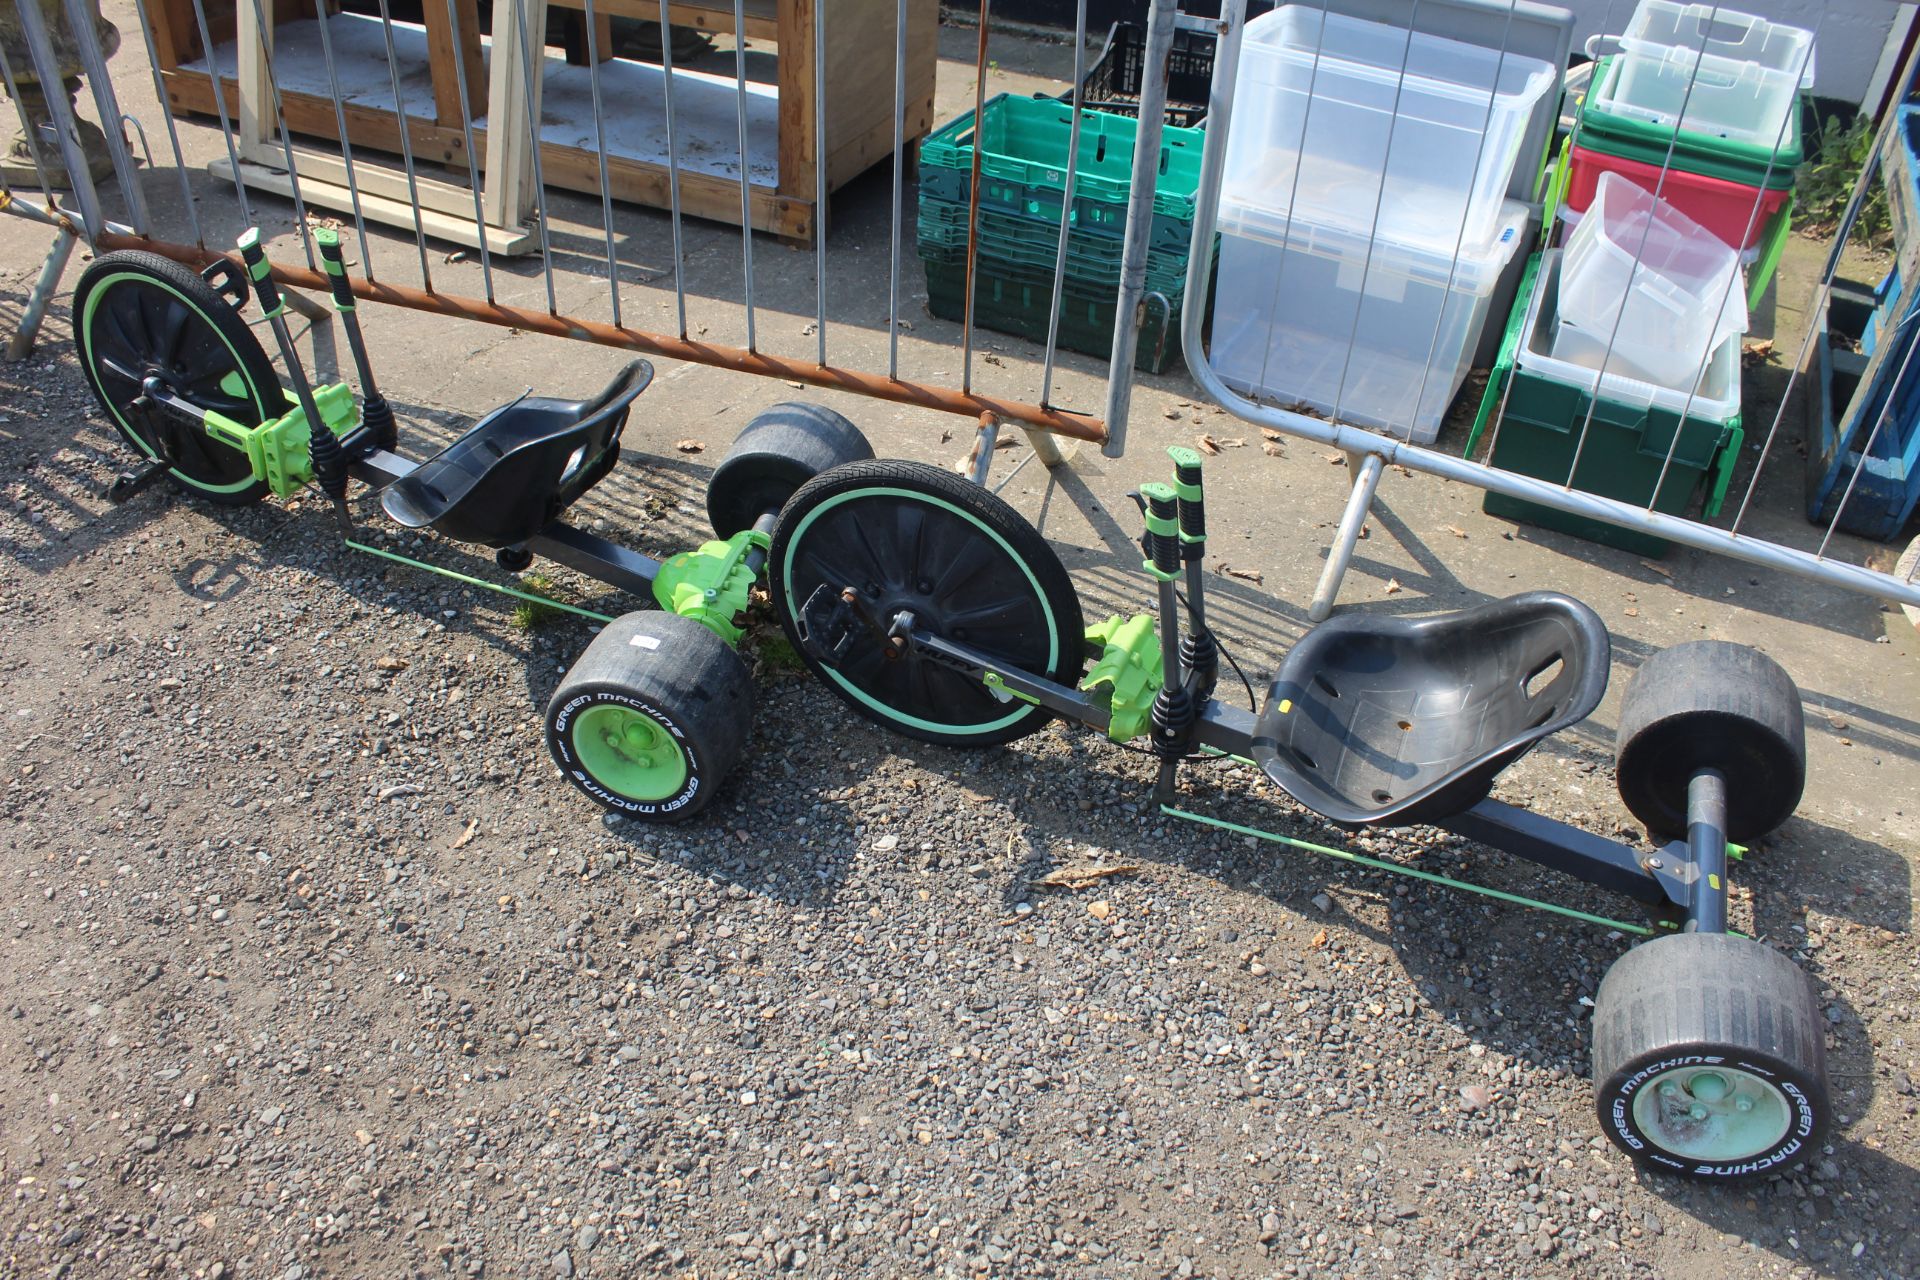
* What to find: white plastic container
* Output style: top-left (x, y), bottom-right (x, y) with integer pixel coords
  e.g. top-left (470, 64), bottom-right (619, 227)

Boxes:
top-left (1223, 6), bottom-right (1554, 258)
top-left (1608, 1), bottom-right (1813, 146)
top-left (1209, 199), bottom-right (1528, 443)
top-left (1557, 171), bottom-right (1746, 390)
top-left (1521, 252), bottom-right (1739, 422)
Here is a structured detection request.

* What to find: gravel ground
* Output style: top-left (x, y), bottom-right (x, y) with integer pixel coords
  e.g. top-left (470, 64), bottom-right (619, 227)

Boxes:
top-left (1, 314), bottom-right (1917, 1280)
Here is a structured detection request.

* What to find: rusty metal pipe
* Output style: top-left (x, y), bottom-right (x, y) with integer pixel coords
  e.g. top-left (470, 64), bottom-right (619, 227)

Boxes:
top-left (99, 233), bottom-right (1108, 444)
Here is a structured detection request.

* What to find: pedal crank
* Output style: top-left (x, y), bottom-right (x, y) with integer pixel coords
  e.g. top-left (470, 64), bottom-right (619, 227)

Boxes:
top-left (104, 457), bottom-right (174, 503)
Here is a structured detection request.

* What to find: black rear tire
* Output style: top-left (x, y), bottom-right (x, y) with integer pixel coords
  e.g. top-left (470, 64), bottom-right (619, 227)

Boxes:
top-left (546, 612), bottom-right (752, 821)
top-left (706, 401), bottom-right (875, 537)
top-left (770, 458), bottom-right (1084, 747)
top-left (1614, 641), bottom-right (1806, 842)
top-left (1593, 932), bottom-right (1829, 1180)
top-left (73, 251), bottom-right (286, 506)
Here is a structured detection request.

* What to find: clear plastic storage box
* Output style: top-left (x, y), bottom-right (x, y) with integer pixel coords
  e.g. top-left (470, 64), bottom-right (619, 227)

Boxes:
top-left (1222, 6), bottom-right (1553, 257)
top-left (1607, 1), bottom-right (1813, 146)
top-left (1556, 172), bottom-right (1745, 389)
top-left (1209, 199), bottom-right (1528, 443)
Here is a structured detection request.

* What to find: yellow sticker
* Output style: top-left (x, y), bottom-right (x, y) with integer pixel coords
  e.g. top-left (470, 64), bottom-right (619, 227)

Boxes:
top-left (1278, 699), bottom-right (1292, 714)
top-left (1708, 874), bottom-right (1722, 890)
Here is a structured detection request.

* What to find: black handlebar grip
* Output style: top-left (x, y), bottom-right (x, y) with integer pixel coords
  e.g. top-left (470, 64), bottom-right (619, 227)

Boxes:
top-left (312, 227), bottom-right (356, 311)
top-left (1146, 487), bottom-right (1181, 577)
top-left (236, 228), bottom-right (282, 318)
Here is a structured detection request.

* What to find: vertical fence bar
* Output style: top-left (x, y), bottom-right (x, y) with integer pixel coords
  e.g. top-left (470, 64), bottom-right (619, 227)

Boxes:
top-left (0, 37), bottom-right (59, 212)
top-left (239, 0), bottom-right (319, 268)
top-left (732, 0), bottom-right (758, 351)
top-left (374, 0), bottom-right (433, 291)
top-left (9, 0), bottom-right (101, 236)
top-left (442, 0), bottom-right (496, 301)
top-left (657, 0), bottom-right (689, 338)
top-left (582, 0), bottom-right (622, 327)
top-left (813, 0), bottom-right (828, 366)
top-left (1039, 0), bottom-right (1089, 408)
top-left (1732, 32), bottom-right (1920, 537)
top-left (510, 0), bottom-right (559, 314)
top-left (186, 0), bottom-right (253, 227)
top-left (130, 0), bottom-right (205, 247)
top-left (1558, 5), bottom-right (1720, 491)
top-left (960, 0), bottom-right (992, 394)
top-left (1099, 0), bottom-right (1177, 458)
top-left (311, 3), bottom-right (376, 280)
top-left (1401, 1), bottom-right (1513, 445)
top-left (887, 0), bottom-right (908, 377)
top-left (1324, 3), bottom-right (1419, 430)
top-left (60, 0), bottom-right (146, 234)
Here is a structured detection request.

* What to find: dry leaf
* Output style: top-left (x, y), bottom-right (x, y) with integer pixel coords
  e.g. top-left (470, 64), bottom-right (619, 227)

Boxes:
top-left (1310, 928), bottom-right (1329, 949)
top-left (1262, 442), bottom-right (1285, 457)
top-left (375, 656), bottom-right (409, 672)
top-left (1385, 579), bottom-right (1402, 594)
top-left (1260, 427), bottom-right (1287, 442)
top-left (1638, 559), bottom-right (1674, 579)
top-left (995, 435), bottom-right (1018, 449)
top-left (1037, 864), bottom-right (1142, 890)
top-left (1741, 338), bottom-right (1775, 368)
top-left (1215, 437), bottom-right (1247, 448)
top-left (1326, 452), bottom-right (1347, 466)
top-left (1086, 900), bottom-right (1113, 920)
top-left (1164, 407), bottom-right (1184, 420)
top-left (784, 380), bottom-right (804, 389)
top-left (1624, 606), bottom-right (1640, 617)
top-left (1217, 563), bottom-right (1264, 584)
top-left (675, 439), bottom-right (705, 453)
top-left (452, 819), bottom-right (478, 849)
top-left (983, 353), bottom-right (1005, 367)
top-left (1445, 525), bottom-right (1468, 539)
top-left (1197, 434), bottom-right (1223, 456)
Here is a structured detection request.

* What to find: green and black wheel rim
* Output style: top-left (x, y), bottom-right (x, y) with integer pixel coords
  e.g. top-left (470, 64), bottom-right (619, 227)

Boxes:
top-left (771, 459), bottom-right (1085, 747)
top-left (568, 703), bottom-right (691, 803)
top-left (73, 251), bottom-right (287, 505)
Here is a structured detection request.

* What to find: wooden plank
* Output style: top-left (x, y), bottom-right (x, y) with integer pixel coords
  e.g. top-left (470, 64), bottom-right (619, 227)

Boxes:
top-left (539, 143), bottom-right (811, 239)
top-left (423, 0), bottom-right (486, 128)
top-left (144, 0), bottom-right (198, 71)
top-left (544, 0), bottom-right (778, 41)
top-left (776, 0), bottom-right (814, 217)
top-left (276, 146), bottom-right (500, 221)
top-left (209, 157), bottom-right (535, 254)
top-left (234, 0), bottom-right (274, 155)
top-left (820, 0), bottom-right (939, 191)
top-left (482, 0), bottom-right (549, 227)
top-left (161, 70), bottom-right (472, 168)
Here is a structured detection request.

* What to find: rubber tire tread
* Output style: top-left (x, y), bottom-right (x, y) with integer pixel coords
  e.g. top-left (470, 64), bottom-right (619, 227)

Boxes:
top-left (73, 250), bottom-right (284, 506)
top-left (1614, 640), bottom-right (1805, 842)
top-left (707, 402), bottom-right (875, 537)
top-left (1592, 932), bottom-right (1829, 1180)
top-left (771, 458), bottom-right (1084, 747)
top-left (546, 611), bottom-right (752, 821)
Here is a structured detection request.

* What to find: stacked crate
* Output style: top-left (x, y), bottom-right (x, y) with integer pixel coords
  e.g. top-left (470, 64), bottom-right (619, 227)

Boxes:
top-left (916, 94), bottom-right (1207, 373)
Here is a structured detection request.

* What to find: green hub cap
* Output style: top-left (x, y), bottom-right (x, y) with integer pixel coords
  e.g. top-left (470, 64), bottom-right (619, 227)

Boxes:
top-left (570, 704), bottom-right (688, 802)
top-left (1633, 1065), bottom-right (1791, 1162)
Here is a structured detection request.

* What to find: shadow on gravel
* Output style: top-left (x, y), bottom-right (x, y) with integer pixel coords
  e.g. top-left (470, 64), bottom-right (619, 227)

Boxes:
top-left (1753, 815), bottom-right (1913, 935)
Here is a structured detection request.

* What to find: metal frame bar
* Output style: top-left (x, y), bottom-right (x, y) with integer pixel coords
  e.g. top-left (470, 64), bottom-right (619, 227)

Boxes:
top-left (100, 233), bottom-right (1107, 442)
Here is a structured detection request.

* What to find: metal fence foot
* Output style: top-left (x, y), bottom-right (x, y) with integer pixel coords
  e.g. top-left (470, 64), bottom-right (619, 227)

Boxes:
top-left (5, 227), bottom-right (75, 363)
top-left (1308, 451), bottom-right (1384, 623)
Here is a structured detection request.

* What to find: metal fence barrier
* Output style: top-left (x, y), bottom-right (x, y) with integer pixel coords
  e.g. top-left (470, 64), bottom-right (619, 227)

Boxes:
top-left (2, 0), bottom-right (1919, 614)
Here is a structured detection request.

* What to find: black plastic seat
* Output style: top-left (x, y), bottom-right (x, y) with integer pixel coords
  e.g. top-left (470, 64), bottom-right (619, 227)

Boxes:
top-left (381, 360), bottom-right (653, 548)
top-left (1252, 592), bottom-right (1610, 827)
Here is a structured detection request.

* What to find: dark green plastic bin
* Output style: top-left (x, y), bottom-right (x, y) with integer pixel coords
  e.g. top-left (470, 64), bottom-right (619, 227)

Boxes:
top-left (920, 247), bottom-right (1181, 374)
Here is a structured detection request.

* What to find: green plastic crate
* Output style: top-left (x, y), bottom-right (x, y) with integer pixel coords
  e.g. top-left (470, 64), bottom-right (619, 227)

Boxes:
top-left (918, 94), bottom-right (1205, 250)
top-left (1575, 57), bottom-right (1803, 190)
top-left (920, 246), bottom-right (1181, 374)
top-left (1473, 253), bottom-right (1743, 556)
top-left (915, 195), bottom-right (1194, 295)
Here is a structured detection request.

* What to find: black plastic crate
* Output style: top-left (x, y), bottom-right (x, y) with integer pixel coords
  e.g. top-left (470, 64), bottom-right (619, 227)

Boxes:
top-left (1065, 22), bottom-right (1213, 130)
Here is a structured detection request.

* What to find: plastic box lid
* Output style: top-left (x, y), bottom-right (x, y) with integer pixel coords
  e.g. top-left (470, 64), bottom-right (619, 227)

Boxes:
top-left (1216, 196), bottom-right (1528, 294)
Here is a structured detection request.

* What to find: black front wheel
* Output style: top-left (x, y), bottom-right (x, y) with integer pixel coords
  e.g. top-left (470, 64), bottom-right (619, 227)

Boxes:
top-left (1593, 932), bottom-right (1830, 1180)
top-left (770, 459), bottom-right (1085, 747)
top-left (73, 251), bottom-right (287, 506)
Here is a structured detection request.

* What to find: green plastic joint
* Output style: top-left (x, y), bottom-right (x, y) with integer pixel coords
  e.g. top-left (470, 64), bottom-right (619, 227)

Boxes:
top-left (1080, 613), bottom-right (1164, 742)
top-left (1138, 481), bottom-right (1178, 536)
top-left (650, 528), bottom-right (771, 646)
top-left (238, 229), bottom-right (269, 278)
top-left (982, 671), bottom-right (1040, 706)
top-left (201, 381), bottom-right (360, 498)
